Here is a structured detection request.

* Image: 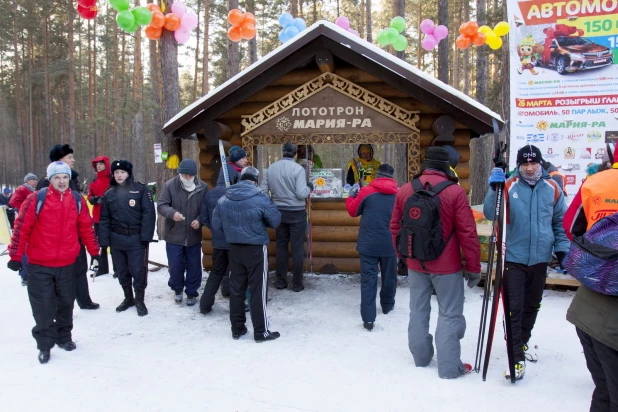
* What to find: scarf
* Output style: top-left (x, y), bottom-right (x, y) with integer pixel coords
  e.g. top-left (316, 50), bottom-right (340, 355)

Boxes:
top-left (519, 164), bottom-right (543, 186)
top-left (180, 175), bottom-right (196, 192)
top-left (24, 183), bottom-right (35, 192)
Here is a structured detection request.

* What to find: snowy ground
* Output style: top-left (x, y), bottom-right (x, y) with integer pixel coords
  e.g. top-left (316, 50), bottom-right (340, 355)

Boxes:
top-left (0, 241), bottom-right (594, 412)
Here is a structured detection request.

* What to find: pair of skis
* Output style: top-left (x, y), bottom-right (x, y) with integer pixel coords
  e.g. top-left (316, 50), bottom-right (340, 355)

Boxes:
top-left (473, 119), bottom-right (516, 383)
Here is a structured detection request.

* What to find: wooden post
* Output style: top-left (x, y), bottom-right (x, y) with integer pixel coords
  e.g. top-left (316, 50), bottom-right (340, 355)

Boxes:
top-left (469, 134), bottom-right (494, 205)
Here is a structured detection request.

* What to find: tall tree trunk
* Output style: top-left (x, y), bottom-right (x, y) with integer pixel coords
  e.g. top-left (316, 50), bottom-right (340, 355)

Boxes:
top-left (43, 16), bottom-right (52, 149)
top-left (476, 0), bottom-right (487, 104)
top-left (67, 0), bottom-right (76, 148)
top-left (291, 0), bottom-right (298, 17)
top-left (132, 0), bottom-right (144, 181)
top-left (88, 19), bottom-right (93, 146)
top-left (313, 0), bottom-right (317, 23)
top-left (193, 0), bottom-right (201, 101)
top-left (11, 0), bottom-right (23, 165)
top-left (113, 23), bottom-right (121, 158)
top-left (365, 0), bottom-right (372, 43)
top-left (394, 0), bottom-right (405, 60)
top-left (201, 0), bottom-right (210, 95)
top-left (93, 16), bottom-right (98, 154)
top-left (247, 0), bottom-right (257, 64)
top-left (29, 33), bottom-right (36, 171)
top-left (437, 0), bottom-right (449, 84)
top-left (463, 0), bottom-right (470, 95)
top-left (417, 1), bottom-right (422, 68)
top-left (227, 0), bottom-right (239, 77)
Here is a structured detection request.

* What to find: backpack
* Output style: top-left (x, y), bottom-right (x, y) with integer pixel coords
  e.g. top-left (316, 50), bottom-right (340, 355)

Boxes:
top-left (36, 188), bottom-right (82, 219)
top-left (564, 212), bottom-right (618, 296)
top-left (396, 178), bottom-right (455, 268)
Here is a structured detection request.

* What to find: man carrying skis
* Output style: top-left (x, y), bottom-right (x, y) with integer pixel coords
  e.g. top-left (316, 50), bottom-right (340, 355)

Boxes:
top-left (390, 147), bottom-right (481, 379)
top-left (483, 144), bottom-right (570, 380)
top-left (217, 146), bottom-right (247, 186)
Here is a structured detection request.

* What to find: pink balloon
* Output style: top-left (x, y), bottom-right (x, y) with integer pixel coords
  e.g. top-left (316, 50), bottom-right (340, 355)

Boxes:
top-left (433, 25), bottom-right (449, 41)
top-left (420, 19), bottom-right (435, 35)
top-left (171, 2), bottom-right (187, 18)
top-left (174, 27), bottom-right (191, 44)
top-left (181, 10), bottom-right (198, 30)
top-left (335, 16), bottom-right (350, 30)
top-left (421, 34), bottom-right (438, 51)
top-left (348, 29), bottom-right (360, 37)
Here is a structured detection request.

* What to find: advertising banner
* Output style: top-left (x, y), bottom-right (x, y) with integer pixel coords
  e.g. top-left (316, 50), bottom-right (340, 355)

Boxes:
top-left (507, 0), bottom-right (618, 199)
top-left (309, 169), bottom-right (343, 198)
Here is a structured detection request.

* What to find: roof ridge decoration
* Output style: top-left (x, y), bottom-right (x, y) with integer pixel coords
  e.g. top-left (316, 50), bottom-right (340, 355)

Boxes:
top-left (240, 72), bottom-right (420, 136)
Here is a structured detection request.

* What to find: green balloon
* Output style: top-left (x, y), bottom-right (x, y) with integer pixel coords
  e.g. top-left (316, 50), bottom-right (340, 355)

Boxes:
top-left (390, 16), bottom-right (406, 33)
top-left (109, 0), bottom-right (130, 12)
top-left (377, 30), bottom-right (389, 46)
top-left (116, 10), bottom-right (136, 32)
top-left (132, 6), bottom-right (152, 26)
top-left (126, 21), bottom-right (139, 33)
top-left (385, 28), bottom-right (399, 44)
top-left (393, 34), bottom-right (408, 51)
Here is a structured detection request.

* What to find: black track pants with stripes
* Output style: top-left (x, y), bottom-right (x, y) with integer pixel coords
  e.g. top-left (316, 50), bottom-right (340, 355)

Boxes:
top-left (229, 244), bottom-right (271, 338)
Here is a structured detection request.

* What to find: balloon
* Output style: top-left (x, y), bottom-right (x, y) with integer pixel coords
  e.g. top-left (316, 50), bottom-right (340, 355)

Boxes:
top-left (455, 34), bottom-right (471, 49)
top-left (244, 12), bottom-right (256, 26)
top-left (385, 27), bottom-right (399, 44)
top-left (132, 7), bottom-right (152, 26)
top-left (228, 9), bottom-right (245, 26)
top-left (77, 0), bottom-right (96, 8)
top-left (348, 29), bottom-right (360, 37)
top-left (421, 34), bottom-right (438, 51)
top-left (283, 25), bottom-right (300, 39)
top-left (126, 21), bottom-right (139, 33)
top-left (278, 29), bottom-right (287, 43)
top-left (293, 17), bottom-right (306, 31)
top-left (279, 12), bottom-right (294, 28)
top-left (432, 25), bottom-right (448, 41)
top-left (145, 25), bottom-right (163, 40)
top-left (164, 13), bottom-right (181, 31)
top-left (171, 2), bottom-right (187, 18)
top-left (420, 19), bottom-right (435, 35)
top-left (460, 21), bottom-right (479, 37)
top-left (471, 31), bottom-right (486, 46)
top-left (228, 26), bottom-right (242, 42)
top-left (485, 30), bottom-right (498, 43)
top-left (487, 36), bottom-right (503, 50)
top-left (109, 0), bottom-right (129, 12)
top-left (393, 34), bottom-right (408, 51)
top-left (493, 21), bottom-right (510, 37)
top-left (335, 16), bottom-right (350, 30)
top-left (240, 23), bottom-right (256, 40)
top-left (150, 11), bottom-right (165, 29)
top-left (116, 10), bottom-right (135, 31)
top-left (175, 27), bottom-right (191, 44)
top-left (478, 25), bottom-right (492, 34)
top-left (377, 30), bottom-right (389, 46)
top-left (181, 10), bottom-right (198, 30)
top-left (146, 4), bottom-right (161, 13)
top-left (77, 5), bottom-right (97, 19)
top-left (390, 16), bottom-right (406, 33)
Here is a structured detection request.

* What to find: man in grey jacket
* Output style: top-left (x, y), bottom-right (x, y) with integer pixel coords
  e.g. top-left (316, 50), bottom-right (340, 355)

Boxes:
top-left (260, 142), bottom-right (313, 291)
top-left (158, 159), bottom-right (209, 306)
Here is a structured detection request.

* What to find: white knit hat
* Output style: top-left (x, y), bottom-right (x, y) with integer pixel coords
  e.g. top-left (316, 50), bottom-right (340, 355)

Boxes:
top-left (46, 161), bottom-right (71, 179)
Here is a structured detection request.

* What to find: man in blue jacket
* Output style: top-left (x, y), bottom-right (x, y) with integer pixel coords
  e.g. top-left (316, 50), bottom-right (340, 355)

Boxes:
top-left (212, 167), bottom-right (282, 342)
top-left (484, 144), bottom-right (569, 380)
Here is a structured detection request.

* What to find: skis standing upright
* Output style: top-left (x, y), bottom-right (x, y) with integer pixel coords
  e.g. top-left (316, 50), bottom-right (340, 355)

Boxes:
top-left (305, 145), bottom-right (314, 273)
top-left (219, 140), bottom-right (231, 189)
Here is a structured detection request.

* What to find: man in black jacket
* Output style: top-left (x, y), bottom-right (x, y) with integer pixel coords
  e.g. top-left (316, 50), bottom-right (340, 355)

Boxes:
top-left (99, 160), bottom-right (156, 316)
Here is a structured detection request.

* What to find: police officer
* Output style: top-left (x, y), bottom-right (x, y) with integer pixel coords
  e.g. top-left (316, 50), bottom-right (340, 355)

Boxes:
top-left (98, 160), bottom-right (156, 317)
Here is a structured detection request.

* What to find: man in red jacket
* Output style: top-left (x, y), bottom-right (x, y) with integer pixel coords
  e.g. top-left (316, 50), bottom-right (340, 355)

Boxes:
top-left (87, 156), bottom-right (112, 276)
top-left (9, 173), bottom-right (38, 286)
top-left (390, 147), bottom-right (481, 379)
top-left (7, 161), bottom-right (100, 364)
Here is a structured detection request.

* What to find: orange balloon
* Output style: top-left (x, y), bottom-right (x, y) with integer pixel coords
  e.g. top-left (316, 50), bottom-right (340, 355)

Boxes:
top-left (146, 3), bottom-right (161, 13)
top-left (164, 13), bottom-right (181, 31)
top-left (243, 12), bottom-right (256, 26)
top-left (240, 23), bottom-right (256, 40)
top-left (461, 21), bottom-right (479, 37)
top-left (145, 25), bottom-right (163, 40)
top-left (150, 11), bottom-right (165, 29)
top-left (228, 9), bottom-right (245, 26)
top-left (228, 26), bottom-right (242, 42)
top-left (456, 34), bottom-right (472, 49)
top-left (471, 31), bottom-right (486, 46)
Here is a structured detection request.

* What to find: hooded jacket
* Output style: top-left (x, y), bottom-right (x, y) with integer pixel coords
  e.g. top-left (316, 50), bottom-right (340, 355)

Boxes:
top-left (483, 167), bottom-right (570, 266)
top-left (346, 144), bottom-right (382, 186)
top-left (260, 157), bottom-right (311, 211)
top-left (390, 169), bottom-right (481, 274)
top-left (212, 180), bottom-right (281, 245)
top-left (346, 177), bottom-right (398, 256)
top-left (87, 156), bottom-right (111, 223)
top-left (157, 174), bottom-right (208, 247)
top-left (8, 185), bottom-right (99, 267)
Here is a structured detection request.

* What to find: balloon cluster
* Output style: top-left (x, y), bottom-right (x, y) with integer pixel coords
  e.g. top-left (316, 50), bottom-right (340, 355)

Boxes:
top-left (76, 0), bottom-right (98, 19)
top-left (142, 2), bottom-right (198, 43)
top-left (227, 9), bottom-right (257, 42)
top-left (334, 16), bottom-right (359, 37)
top-left (419, 19), bottom-right (448, 51)
top-left (110, 0), bottom-right (151, 33)
top-left (455, 21), bottom-right (510, 50)
top-left (278, 13), bottom-right (306, 43)
top-left (377, 17), bottom-right (408, 52)
top-left (479, 21), bottom-right (510, 50)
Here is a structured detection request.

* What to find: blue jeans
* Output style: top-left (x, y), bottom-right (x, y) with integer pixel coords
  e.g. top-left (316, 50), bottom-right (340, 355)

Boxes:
top-left (166, 243), bottom-right (202, 297)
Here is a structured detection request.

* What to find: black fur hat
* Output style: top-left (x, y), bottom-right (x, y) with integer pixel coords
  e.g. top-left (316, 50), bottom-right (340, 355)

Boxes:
top-left (49, 144), bottom-right (74, 162)
top-left (111, 159), bottom-right (133, 176)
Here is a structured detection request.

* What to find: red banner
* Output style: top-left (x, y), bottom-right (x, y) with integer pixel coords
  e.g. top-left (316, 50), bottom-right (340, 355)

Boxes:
top-left (515, 94), bottom-right (618, 107)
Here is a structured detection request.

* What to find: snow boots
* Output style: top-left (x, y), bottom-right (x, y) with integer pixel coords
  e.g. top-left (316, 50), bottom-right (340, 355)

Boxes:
top-left (174, 291), bottom-right (183, 303)
top-left (116, 286), bottom-right (135, 312)
top-left (57, 341), bottom-right (77, 351)
top-left (134, 289), bottom-right (148, 317)
top-left (363, 322), bottom-right (374, 331)
top-left (232, 326), bottom-right (248, 340)
top-left (38, 350), bottom-right (50, 364)
top-left (186, 296), bottom-right (196, 306)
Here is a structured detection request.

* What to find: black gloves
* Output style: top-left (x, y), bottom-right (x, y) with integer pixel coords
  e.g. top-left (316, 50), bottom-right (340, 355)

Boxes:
top-left (88, 196), bottom-right (103, 205)
top-left (7, 260), bottom-right (22, 272)
top-left (89, 255), bottom-right (100, 272)
top-left (307, 182), bottom-right (314, 191)
top-left (556, 252), bottom-right (566, 270)
top-left (397, 259), bottom-right (407, 276)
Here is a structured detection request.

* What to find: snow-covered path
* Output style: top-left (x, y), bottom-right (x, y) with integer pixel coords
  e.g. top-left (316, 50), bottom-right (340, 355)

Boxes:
top-left (0, 242), bottom-right (593, 411)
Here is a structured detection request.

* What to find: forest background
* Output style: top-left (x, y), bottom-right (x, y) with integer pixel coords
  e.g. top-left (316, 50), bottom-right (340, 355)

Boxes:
top-left (0, 0), bottom-right (508, 192)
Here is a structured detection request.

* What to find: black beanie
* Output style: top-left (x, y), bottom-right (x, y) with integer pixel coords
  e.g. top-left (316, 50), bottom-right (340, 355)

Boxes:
top-left (282, 142), bottom-right (297, 158)
top-left (421, 147), bottom-right (452, 176)
top-left (376, 164), bottom-right (394, 178)
top-left (49, 144), bottom-right (74, 162)
top-left (240, 166), bottom-right (259, 183)
top-left (517, 144), bottom-right (544, 166)
top-left (111, 159), bottom-right (133, 176)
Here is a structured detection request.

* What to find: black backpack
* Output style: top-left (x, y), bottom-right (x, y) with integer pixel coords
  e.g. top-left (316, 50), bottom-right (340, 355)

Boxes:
top-left (397, 178), bottom-right (455, 268)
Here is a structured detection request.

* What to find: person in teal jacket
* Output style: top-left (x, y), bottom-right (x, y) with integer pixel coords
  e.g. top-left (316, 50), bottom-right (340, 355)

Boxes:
top-left (483, 144), bottom-right (570, 381)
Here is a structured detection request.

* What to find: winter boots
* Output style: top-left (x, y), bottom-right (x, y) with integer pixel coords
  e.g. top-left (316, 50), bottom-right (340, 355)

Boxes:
top-left (116, 286), bottom-right (135, 312)
top-left (254, 331), bottom-right (281, 343)
top-left (232, 326), bottom-right (248, 340)
top-left (57, 341), bottom-right (77, 351)
top-left (186, 296), bottom-right (196, 306)
top-left (134, 289), bottom-right (148, 317)
top-left (174, 292), bottom-right (183, 303)
top-left (38, 350), bottom-right (50, 364)
top-left (363, 322), bottom-right (374, 331)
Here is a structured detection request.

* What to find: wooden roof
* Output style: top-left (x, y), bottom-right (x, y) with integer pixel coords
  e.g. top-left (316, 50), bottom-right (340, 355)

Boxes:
top-left (163, 21), bottom-right (504, 137)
